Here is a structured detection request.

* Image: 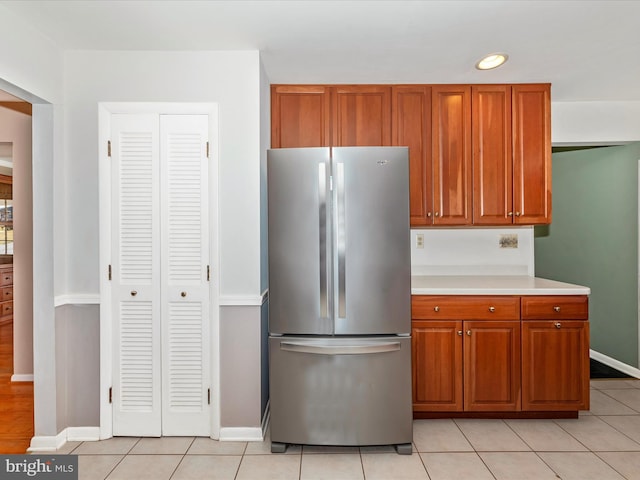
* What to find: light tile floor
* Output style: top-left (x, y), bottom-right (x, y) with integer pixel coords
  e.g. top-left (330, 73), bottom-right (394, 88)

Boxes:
top-left (51, 379), bottom-right (640, 479)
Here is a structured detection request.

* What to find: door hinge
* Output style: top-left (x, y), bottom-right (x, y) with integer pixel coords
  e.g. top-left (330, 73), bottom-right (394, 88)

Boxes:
top-left (206, 141), bottom-right (210, 158)
top-left (207, 265), bottom-right (210, 282)
top-left (108, 264), bottom-right (112, 281)
top-left (207, 388), bottom-right (211, 405)
top-left (109, 387), bottom-right (113, 404)
top-left (107, 140), bottom-right (112, 157)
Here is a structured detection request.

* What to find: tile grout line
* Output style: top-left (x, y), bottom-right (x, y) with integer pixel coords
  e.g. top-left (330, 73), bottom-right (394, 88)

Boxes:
top-left (597, 388), bottom-right (640, 415)
top-left (591, 451), bottom-right (633, 480)
top-left (167, 437), bottom-right (196, 480)
top-left (500, 417), bottom-right (567, 479)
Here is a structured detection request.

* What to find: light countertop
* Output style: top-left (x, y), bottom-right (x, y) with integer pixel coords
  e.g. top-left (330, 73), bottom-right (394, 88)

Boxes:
top-left (411, 275), bottom-right (591, 296)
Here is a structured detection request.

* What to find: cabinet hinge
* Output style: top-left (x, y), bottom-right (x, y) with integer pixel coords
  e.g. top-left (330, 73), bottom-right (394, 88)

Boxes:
top-left (107, 140), bottom-right (112, 157)
top-left (109, 387), bottom-right (113, 404)
top-left (108, 264), bottom-right (112, 281)
top-left (207, 265), bottom-right (210, 282)
top-left (206, 141), bottom-right (210, 158)
top-left (207, 388), bottom-right (211, 405)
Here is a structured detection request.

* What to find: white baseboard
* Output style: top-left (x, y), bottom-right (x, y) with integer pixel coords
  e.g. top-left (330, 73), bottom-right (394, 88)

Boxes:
top-left (219, 401), bottom-right (269, 442)
top-left (11, 374), bottom-right (34, 382)
top-left (591, 349), bottom-right (640, 379)
top-left (219, 427), bottom-right (264, 442)
top-left (27, 427), bottom-right (100, 452)
top-left (28, 431), bottom-right (67, 452)
top-left (66, 427), bottom-right (100, 442)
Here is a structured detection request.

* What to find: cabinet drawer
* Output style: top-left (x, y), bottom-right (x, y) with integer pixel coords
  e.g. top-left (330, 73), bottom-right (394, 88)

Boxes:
top-left (412, 296), bottom-right (520, 320)
top-left (521, 296), bottom-right (588, 320)
top-left (0, 287), bottom-right (13, 302)
top-left (0, 270), bottom-right (12, 287)
top-left (0, 301), bottom-right (12, 317)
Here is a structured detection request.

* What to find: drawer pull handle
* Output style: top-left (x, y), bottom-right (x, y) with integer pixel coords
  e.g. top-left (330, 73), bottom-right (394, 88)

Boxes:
top-left (488, 306), bottom-right (495, 313)
top-left (181, 291), bottom-right (187, 297)
top-left (554, 322), bottom-right (562, 329)
top-left (553, 306), bottom-right (561, 312)
top-left (130, 291), bottom-right (137, 297)
top-left (457, 330), bottom-right (463, 336)
top-left (434, 212), bottom-right (440, 217)
top-left (466, 330), bottom-right (472, 336)
top-left (434, 306), bottom-right (439, 312)
top-left (4, 276), bottom-right (10, 281)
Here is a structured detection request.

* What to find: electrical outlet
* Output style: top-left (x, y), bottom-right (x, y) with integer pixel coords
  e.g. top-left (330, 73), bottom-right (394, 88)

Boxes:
top-left (416, 233), bottom-right (424, 249)
top-left (499, 233), bottom-right (518, 249)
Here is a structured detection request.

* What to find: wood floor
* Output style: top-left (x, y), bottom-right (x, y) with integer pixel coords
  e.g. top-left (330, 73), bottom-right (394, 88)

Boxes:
top-left (0, 320), bottom-right (33, 453)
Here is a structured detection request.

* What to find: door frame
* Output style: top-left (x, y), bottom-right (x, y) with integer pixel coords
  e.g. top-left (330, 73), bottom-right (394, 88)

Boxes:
top-left (98, 102), bottom-right (220, 439)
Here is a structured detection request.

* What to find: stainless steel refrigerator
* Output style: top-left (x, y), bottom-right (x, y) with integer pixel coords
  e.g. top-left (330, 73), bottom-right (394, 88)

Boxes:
top-left (267, 147), bottom-right (412, 454)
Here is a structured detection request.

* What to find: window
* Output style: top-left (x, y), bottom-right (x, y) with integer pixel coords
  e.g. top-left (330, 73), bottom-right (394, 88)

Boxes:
top-left (0, 142), bottom-right (12, 256)
top-left (0, 199), bottom-right (12, 254)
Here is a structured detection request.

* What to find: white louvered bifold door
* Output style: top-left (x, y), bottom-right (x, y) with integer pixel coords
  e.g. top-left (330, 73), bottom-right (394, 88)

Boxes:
top-left (159, 115), bottom-right (210, 436)
top-left (111, 114), bottom-right (162, 436)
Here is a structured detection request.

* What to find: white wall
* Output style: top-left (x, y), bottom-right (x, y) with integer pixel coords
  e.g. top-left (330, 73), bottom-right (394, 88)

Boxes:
top-left (64, 50), bottom-right (266, 432)
top-left (64, 50), bottom-right (262, 297)
top-left (553, 101), bottom-right (640, 145)
top-left (0, 5), bottom-right (62, 104)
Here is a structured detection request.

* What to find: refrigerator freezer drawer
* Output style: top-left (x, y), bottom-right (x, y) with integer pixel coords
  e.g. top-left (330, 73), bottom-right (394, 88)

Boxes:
top-left (269, 336), bottom-right (413, 447)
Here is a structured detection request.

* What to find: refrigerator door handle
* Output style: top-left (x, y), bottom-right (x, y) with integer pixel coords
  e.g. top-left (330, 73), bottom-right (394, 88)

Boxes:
top-left (280, 341), bottom-right (401, 355)
top-left (318, 163), bottom-right (328, 318)
top-left (336, 162), bottom-right (346, 318)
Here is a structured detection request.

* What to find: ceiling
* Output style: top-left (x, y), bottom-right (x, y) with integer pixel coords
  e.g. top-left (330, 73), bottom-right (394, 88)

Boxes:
top-left (2, 0), bottom-right (640, 102)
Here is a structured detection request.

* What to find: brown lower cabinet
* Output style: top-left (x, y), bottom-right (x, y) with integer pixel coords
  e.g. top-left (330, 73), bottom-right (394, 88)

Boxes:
top-left (412, 294), bottom-right (589, 417)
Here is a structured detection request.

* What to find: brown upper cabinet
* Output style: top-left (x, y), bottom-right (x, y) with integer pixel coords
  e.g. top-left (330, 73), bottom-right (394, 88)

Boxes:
top-left (512, 84), bottom-right (552, 224)
top-left (332, 85), bottom-right (391, 146)
top-left (271, 83), bottom-right (551, 226)
top-left (271, 85), bottom-right (390, 148)
top-left (431, 86), bottom-right (472, 225)
top-left (271, 85), bottom-right (331, 148)
top-left (472, 84), bottom-right (552, 225)
top-left (392, 86), bottom-right (432, 226)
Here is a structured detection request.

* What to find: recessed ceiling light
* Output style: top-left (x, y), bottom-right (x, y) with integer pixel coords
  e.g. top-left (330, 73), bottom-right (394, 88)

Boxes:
top-left (475, 53), bottom-right (509, 70)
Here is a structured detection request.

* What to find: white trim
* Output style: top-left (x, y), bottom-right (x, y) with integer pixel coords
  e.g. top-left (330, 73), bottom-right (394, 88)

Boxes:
top-left (218, 401), bottom-right (269, 442)
top-left (99, 102), bottom-right (221, 440)
top-left (261, 400), bottom-right (270, 438)
top-left (590, 349), bottom-right (640, 379)
top-left (11, 374), bottom-right (34, 382)
top-left (219, 427), bottom-right (265, 442)
top-left (27, 427), bottom-right (101, 452)
top-left (27, 430), bottom-right (67, 452)
top-left (66, 426), bottom-right (101, 442)
top-left (219, 290), bottom-right (268, 306)
top-left (54, 294), bottom-right (101, 307)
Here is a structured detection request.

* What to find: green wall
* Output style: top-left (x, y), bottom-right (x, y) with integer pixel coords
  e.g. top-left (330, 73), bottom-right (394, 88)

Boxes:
top-left (534, 143), bottom-right (640, 367)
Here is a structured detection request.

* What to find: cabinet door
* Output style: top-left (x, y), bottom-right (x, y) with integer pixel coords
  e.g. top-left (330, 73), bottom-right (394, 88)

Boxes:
top-left (472, 85), bottom-right (513, 225)
top-left (512, 84), bottom-right (551, 224)
top-left (522, 320), bottom-right (590, 411)
top-left (464, 321), bottom-right (521, 411)
top-left (432, 85), bottom-right (472, 225)
top-left (332, 85), bottom-right (391, 146)
top-left (271, 85), bottom-right (331, 148)
top-left (392, 86), bottom-right (433, 226)
top-left (412, 321), bottom-right (463, 412)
